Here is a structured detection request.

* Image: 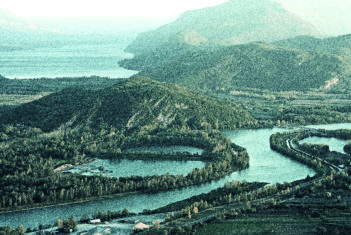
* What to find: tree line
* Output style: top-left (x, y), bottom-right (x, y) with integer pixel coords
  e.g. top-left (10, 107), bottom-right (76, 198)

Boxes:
top-left (0, 125), bottom-right (249, 213)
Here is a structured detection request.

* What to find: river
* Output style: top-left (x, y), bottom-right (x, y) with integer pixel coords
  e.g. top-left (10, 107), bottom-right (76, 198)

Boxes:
top-left (0, 123), bottom-right (349, 229)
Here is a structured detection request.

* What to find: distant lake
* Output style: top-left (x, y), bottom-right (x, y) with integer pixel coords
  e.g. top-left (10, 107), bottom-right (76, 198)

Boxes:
top-left (0, 41), bottom-right (137, 79)
top-left (126, 146), bottom-right (204, 155)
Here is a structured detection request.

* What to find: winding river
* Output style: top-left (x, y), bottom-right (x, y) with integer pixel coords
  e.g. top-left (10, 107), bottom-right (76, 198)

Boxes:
top-left (0, 123), bottom-right (350, 229)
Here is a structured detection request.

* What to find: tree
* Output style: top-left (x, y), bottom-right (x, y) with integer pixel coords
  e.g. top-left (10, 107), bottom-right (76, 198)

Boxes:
top-left (122, 208), bottom-right (130, 217)
top-left (193, 207), bottom-right (199, 214)
top-left (56, 219), bottom-right (63, 228)
top-left (154, 220), bottom-right (161, 230)
top-left (16, 225), bottom-right (25, 235)
top-left (80, 214), bottom-right (90, 223)
top-left (61, 216), bottom-right (78, 233)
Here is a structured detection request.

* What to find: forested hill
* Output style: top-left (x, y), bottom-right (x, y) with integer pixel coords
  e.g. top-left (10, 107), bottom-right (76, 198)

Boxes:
top-left (130, 42), bottom-right (345, 92)
top-left (273, 34), bottom-right (351, 56)
top-left (0, 77), bottom-right (256, 132)
top-left (125, 0), bottom-right (319, 55)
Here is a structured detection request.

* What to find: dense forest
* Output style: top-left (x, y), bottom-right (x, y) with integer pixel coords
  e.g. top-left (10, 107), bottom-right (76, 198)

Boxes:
top-left (0, 75), bottom-right (119, 95)
top-left (0, 77), bottom-right (258, 132)
top-left (0, 113), bottom-right (250, 214)
top-left (122, 42), bottom-right (345, 92)
top-left (273, 34), bottom-right (351, 56)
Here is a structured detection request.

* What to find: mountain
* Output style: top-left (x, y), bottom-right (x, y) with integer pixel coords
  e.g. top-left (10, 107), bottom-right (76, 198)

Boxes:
top-left (0, 9), bottom-right (59, 34)
top-left (0, 8), bottom-right (61, 49)
top-left (0, 77), bottom-right (256, 132)
top-left (273, 34), bottom-right (351, 56)
top-left (131, 42), bottom-right (345, 92)
top-left (125, 0), bottom-right (319, 55)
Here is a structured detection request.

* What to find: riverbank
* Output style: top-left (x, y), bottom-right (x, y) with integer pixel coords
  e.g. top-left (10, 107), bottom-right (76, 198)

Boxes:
top-left (0, 126), bottom-right (319, 229)
top-left (0, 191), bottom-right (139, 216)
top-left (142, 125), bottom-right (351, 234)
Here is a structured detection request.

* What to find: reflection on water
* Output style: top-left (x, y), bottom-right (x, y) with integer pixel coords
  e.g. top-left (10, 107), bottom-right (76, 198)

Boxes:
top-left (2, 124), bottom-right (350, 229)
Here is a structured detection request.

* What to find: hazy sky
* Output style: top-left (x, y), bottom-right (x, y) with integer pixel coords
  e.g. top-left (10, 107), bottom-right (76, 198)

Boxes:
top-left (1, 0), bottom-right (227, 17)
top-left (275, 0), bottom-right (351, 35)
top-left (2, 0), bottom-right (350, 35)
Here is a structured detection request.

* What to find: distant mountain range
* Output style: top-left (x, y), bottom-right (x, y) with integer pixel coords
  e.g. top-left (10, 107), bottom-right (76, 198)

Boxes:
top-left (0, 77), bottom-right (255, 132)
top-left (120, 0), bottom-right (351, 93)
top-left (0, 8), bottom-right (62, 49)
top-left (0, 9), bottom-right (135, 50)
top-left (0, 9), bottom-right (59, 34)
top-left (125, 0), bottom-right (320, 55)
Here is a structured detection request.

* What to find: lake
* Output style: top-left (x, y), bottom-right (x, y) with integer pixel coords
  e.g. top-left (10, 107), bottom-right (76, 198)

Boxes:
top-left (65, 158), bottom-right (205, 177)
top-left (300, 137), bottom-right (348, 154)
top-left (126, 146), bottom-right (204, 155)
top-left (0, 41), bottom-right (137, 79)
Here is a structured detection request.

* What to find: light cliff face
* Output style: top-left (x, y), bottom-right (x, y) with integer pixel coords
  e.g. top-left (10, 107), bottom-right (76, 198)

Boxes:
top-left (125, 0), bottom-right (320, 54)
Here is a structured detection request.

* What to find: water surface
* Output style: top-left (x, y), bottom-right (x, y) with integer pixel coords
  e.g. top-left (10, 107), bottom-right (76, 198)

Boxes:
top-left (66, 158), bottom-right (205, 177)
top-left (126, 146), bottom-right (204, 155)
top-left (0, 43), bottom-right (137, 79)
top-left (0, 127), bottom-right (321, 229)
top-left (300, 137), bottom-right (348, 154)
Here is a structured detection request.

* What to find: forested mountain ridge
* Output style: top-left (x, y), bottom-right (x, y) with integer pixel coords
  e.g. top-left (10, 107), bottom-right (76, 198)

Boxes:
top-left (0, 77), bottom-right (256, 132)
top-left (120, 0), bottom-right (351, 94)
top-left (0, 75), bottom-right (120, 95)
top-left (125, 0), bottom-right (319, 55)
top-left (273, 34), bottom-right (351, 56)
top-left (127, 42), bottom-right (345, 92)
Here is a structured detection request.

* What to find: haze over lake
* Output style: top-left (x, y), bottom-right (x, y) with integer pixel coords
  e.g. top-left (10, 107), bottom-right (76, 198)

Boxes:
top-left (0, 37), bottom-right (138, 79)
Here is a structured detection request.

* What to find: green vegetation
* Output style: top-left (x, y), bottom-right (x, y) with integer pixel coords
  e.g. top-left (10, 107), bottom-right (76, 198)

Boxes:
top-left (274, 34), bottom-right (351, 56)
top-left (0, 124), bottom-right (249, 213)
top-left (0, 77), bottom-right (257, 132)
top-left (143, 128), bottom-right (351, 235)
top-left (0, 76), bottom-right (255, 214)
top-left (78, 208), bottom-right (135, 223)
top-left (0, 75), bottom-right (120, 117)
top-left (0, 225), bottom-right (24, 235)
top-left (56, 216), bottom-right (78, 233)
top-left (0, 75), bottom-right (119, 95)
top-left (152, 181), bottom-right (266, 215)
top-left (344, 142), bottom-right (351, 155)
top-left (124, 42), bottom-right (344, 92)
top-left (194, 202), bottom-right (351, 235)
top-left (2, 0), bottom-right (351, 232)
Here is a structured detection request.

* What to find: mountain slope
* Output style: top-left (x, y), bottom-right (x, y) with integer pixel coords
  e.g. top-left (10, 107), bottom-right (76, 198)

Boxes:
top-left (0, 77), bottom-right (256, 132)
top-left (132, 42), bottom-right (345, 92)
top-left (125, 0), bottom-right (319, 55)
top-left (273, 34), bottom-right (351, 56)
